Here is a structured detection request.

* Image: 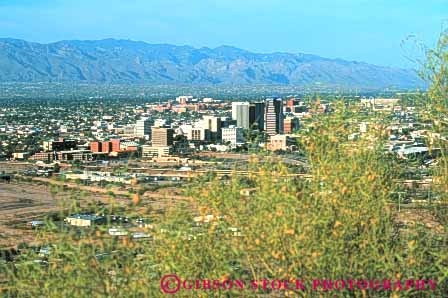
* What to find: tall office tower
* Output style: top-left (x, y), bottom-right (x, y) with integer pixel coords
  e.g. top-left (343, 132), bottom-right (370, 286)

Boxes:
top-left (135, 118), bottom-right (152, 138)
top-left (231, 102), bottom-right (240, 120)
top-left (202, 115), bottom-right (222, 141)
top-left (264, 98), bottom-right (284, 136)
top-left (232, 102), bottom-right (251, 129)
top-left (249, 102), bottom-right (265, 131)
top-left (151, 127), bottom-right (174, 147)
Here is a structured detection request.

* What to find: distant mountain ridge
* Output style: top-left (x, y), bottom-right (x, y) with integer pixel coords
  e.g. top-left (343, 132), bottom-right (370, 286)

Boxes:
top-left (0, 38), bottom-right (424, 89)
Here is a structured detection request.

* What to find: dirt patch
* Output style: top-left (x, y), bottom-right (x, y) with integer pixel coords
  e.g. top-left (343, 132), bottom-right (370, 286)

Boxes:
top-left (0, 181), bottom-right (111, 248)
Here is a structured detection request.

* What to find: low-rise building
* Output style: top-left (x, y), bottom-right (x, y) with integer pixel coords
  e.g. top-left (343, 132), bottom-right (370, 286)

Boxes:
top-left (13, 152), bottom-right (30, 160)
top-left (267, 134), bottom-right (297, 151)
top-left (65, 214), bottom-right (105, 227)
top-left (31, 152), bottom-right (55, 162)
top-left (120, 141), bottom-right (139, 151)
top-left (221, 126), bottom-right (245, 146)
top-left (90, 141), bottom-right (101, 153)
top-left (142, 145), bottom-right (172, 158)
top-left (43, 138), bottom-right (77, 152)
top-left (57, 150), bottom-right (92, 161)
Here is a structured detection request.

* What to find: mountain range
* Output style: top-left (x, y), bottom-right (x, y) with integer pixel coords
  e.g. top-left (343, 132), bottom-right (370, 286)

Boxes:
top-left (0, 38), bottom-right (424, 89)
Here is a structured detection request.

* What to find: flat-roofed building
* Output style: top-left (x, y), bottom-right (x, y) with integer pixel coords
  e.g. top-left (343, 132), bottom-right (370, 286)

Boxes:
top-left (101, 141), bottom-right (111, 153)
top-left (90, 141), bottom-right (101, 153)
top-left (13, 152), bottom-right (30, 160)
top-left (31, 152), bottom-right (54, 162)
top-left (120, 141), bottom-right (139, 150)
top-left (222, 126), bottom-right (245, 146)
top-left (181, 125), bottom-right (210, 141)
top-left (111, 139), bottom-right (121, 152)
top-left (142, 145), bottom-right (173, 158)
top-left (43, 138), bottom-right (77, 152)
top-left (65, 214), bottom-right (105, 227)
top-left (284, 117), bottom-right (299, 134)
top-left (267, 134), bottom-right (297, 151)
top-left (57, 150), bottom-right (92, 161)
top-left (202, 115), bottom-right (222, 141)
top-left (249, 102), bottom-right (265, 131)
top-left (151, 127), bottom-right (174, 146)
top-left (232, 102), bottom-right (250, 129)
top-left (265, 98), bottom-right (284, 136)
top-left (135, 118), bottom-right (152, 138)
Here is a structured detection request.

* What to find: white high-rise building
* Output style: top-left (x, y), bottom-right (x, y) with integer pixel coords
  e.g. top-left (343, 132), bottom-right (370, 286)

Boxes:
top-left (232, 102), bottom-right (250, 129)
top-left (135, 118), bottom-right (152, 138)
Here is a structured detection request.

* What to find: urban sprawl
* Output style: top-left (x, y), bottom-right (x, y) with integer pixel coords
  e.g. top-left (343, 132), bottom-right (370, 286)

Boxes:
top-left (0, 93), bottom-right (442, 272)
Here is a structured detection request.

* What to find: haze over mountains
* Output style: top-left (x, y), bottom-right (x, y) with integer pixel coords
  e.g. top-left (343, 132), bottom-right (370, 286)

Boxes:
top-left (0, 38), bottom-right (424, 89)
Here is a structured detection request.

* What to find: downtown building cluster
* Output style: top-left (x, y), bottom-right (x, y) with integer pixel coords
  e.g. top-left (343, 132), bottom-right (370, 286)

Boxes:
top-left (5, 96), bottom-right (306, 164)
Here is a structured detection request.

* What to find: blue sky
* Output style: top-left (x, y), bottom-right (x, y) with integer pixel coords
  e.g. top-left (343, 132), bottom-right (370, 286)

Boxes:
top-left (0, 0), bottom-right (446, 67)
